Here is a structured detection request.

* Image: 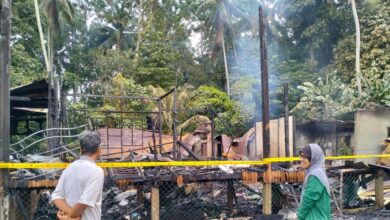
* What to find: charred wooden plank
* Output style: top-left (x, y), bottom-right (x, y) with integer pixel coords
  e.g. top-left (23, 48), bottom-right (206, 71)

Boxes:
top-left (9, 179), bottom-right (58, 189)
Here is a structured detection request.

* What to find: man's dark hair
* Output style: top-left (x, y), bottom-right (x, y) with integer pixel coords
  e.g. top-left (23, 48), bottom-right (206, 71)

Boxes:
top-left (79, 130), bottom-right (101, 154)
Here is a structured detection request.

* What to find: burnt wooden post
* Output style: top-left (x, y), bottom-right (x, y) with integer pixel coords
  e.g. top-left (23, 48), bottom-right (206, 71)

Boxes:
top-left (206, 123), bottom-right (212, 158)
top-left (0, 0), bottom-right (12, 219)
top-left (152, 122), bottom-right (158, 161)
top-left (151, 186), bottom-right (160, 220)
top-left (259, 5), bottom-right (272, 215)
top-left (263, 168), bottom-right (273, 215)
top-left (259, 9), bottom-right (270, 159)
top-left (136, 186), bottom-right (144, 208)
top-left (172, 87), bottom-right (178, 160)
top-left (227, 181), bottom-right (235, 209)
top-left (48, 77), bottom-right (59, 154)
top-left (375, 170), bottom-right (384, 208)
top-left (158, 99), bottom-right (163, 154)
top-left (211, 111), bottom-right (215, 159)
top-left (284, 84), bottom-right (290, 160)
top-left (339, 172), bottom-right (344, 211)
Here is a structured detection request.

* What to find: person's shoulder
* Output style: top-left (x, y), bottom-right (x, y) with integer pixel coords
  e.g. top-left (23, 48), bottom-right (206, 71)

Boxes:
top-left (89, 162), bottom-right (104, 175)
top-left (307, 175), bottom-right (325, 188)
top-left (308, 175), bottom-right (321, 182)
top-left (63, 160), bottom-right (79, 171)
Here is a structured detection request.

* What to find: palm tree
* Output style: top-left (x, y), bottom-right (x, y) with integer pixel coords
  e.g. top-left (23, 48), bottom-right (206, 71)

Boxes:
top-left (33, 0), bottom-right (50, 74)
top-left (88, 1), bottom-right (137, 51)
top-left (149, 85), bottom-right (191, 131)
top-left (197, 0), bottom-right (247, 99)
top-left (149, 85), bottom-right (210, 133)
top-left (43, 0), bottom-right (74, 78)
top-left (349, 0), bottom-right (362, 97)
top-left (33, 0), bottom-right (74, 152)
top-left (33, 0), bottom-right (74, 76)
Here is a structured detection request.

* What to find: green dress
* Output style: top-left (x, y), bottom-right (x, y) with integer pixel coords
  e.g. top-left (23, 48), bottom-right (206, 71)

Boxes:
top-left (298, 176), bottom-right (331, 220)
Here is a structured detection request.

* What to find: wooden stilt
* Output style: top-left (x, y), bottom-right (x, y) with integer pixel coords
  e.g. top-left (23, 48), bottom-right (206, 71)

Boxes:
top-left (151, 186), bottom-right (160, 220)
top-left (263, 164), bottom-right (272, 215)
top-left (375, 171), bottom-right (384, 209)
top-left (137, 186), bottom-right (144, 208)
top-left (227, 181), bottom-right (235, 209)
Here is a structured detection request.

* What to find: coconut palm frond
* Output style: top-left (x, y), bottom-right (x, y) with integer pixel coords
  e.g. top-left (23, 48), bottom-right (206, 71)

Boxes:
top-left (177, 115), bottom-right (211, 132)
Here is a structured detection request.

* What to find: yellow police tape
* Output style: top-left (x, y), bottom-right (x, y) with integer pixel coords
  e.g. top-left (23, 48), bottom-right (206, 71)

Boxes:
top-left (0, 154), bottom-right (389, 169)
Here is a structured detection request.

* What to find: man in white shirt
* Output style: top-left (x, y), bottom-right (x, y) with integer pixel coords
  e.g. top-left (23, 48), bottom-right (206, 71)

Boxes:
top-left (52, 130), bottom-right (104, 220)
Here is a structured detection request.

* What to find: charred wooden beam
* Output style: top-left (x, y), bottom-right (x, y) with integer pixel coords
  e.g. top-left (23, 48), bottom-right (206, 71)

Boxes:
top-left (284, 84), bottom-right (290, 159)
top-left (375, 171), bottom-right (384, 208)
top-left (172, 86), bottom-right (178, 160)
top-left (136, 185), bottom-right (144, 208)
top-left (10, 100), bottom-right (48, 108)
top-left (259, 6), bottom-right (270, 159)
top-left (260, 5), bottom-right (272, 215)
top-left (9, 179), bottom-right (58, 189)
top-left (227, 181), bottom-right (235, 209)
top-left (9, 170), bottom-right (306, 189)
top-left (112, 170), bottom-right (305, 185)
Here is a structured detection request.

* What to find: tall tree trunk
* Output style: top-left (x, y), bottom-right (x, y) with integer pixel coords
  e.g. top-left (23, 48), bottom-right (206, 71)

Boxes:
top-left (0, 0), bottom-right (12, 218)
top-left (221, 36), bottom-right (230, 99)
top-left (135, 0), bottom-right (157, 64)
top-left (47, 28), bottom-right (59, 153)
top-left (33, 0), bottom-right (50, 74)
top-left (309, 46), bottom-right (315, 62)
top-left (59, 80), bottom-right (67, 146)
top-left (350, 0), bottom-right (362, 97)
top-left (135, 0), bottom-right (144, 61)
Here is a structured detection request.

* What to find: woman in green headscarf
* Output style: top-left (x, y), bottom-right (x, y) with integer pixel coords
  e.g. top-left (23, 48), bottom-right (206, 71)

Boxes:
top-left (297, 144), bottom-right (331, 220)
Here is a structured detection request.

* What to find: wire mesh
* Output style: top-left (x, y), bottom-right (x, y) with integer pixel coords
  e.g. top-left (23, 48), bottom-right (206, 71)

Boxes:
top-left (10, 189), bottom-right (57, 220)
top-left (158, 180), bottom-right (264, 220)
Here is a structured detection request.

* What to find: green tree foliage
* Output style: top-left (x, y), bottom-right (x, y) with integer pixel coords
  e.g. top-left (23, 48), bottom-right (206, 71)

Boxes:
top-left (9, 0), bottom-right (45, 87)
top-left (7, 0), bottom-right (390, 138)
top-left (135, 0), bottom-right (200, 89)
top-left (187, 85), bottom-right (249, 134)
top-left (88, 0), bottom-right (137, 51)
top-left (332, 1), bottom-right (390, 107)
top-left (68, 73), bottom-right (150, 128)
top-left (136, 32), bottom-right (181, 88)
top-left (273, 0), bottom-right (352, 68)
top-left (149, 84), bottom-right (197, 132)
top-left (293, 71), bottom-right (355, 121)
top-left (10, 44), bottom-right (44, 86)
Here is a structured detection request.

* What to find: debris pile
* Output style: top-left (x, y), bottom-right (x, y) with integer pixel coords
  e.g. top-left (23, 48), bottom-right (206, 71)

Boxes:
top-left (10, 154), bottom-right (63, 181)
top-left (102, 186), bottom-right (149, 220)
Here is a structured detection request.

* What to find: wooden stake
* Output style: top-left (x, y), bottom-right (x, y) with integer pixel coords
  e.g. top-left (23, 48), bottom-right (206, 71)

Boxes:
top-left (137, 186), bottom-right (144, 208)
top-left (262, 164), bottom-right (272, 215)
top-left (151, 186), bottom-right (160, 220)
top-left (375, 171), bottom-right (384, 209)
top-left (339, 173), bottom-right (343, 209)
top-left (227, 181), bottom-right (235, 209)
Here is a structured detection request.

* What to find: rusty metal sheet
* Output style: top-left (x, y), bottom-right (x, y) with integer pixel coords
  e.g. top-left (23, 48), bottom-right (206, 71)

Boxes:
top-left (98, 128), bottom-right (173, 159)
